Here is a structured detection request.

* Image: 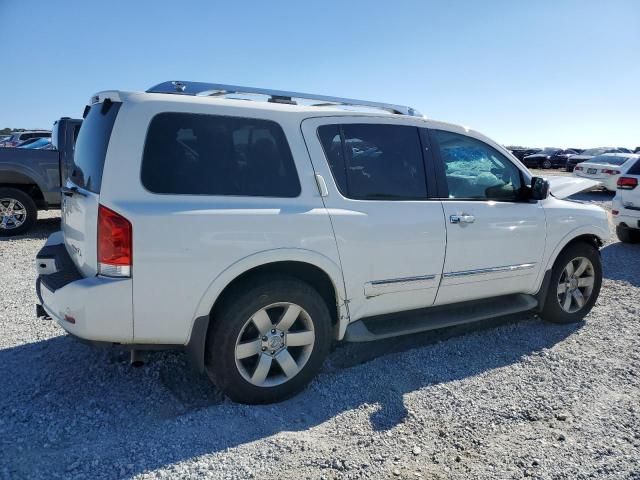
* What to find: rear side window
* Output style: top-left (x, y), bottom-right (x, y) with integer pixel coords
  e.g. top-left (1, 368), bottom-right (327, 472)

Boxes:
top-left (71, 101), bottom-right (122, 193)
top-left (317, 124), bottom-right (427, 200)
top-left (627, 159), bottom-right (640, 175)
top-left (141, 113), bottom-right (300, 197)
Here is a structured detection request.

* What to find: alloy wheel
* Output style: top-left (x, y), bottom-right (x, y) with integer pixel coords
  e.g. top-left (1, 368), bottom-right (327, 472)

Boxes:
top-left (556, 256), bottom-right (595, 313)
top-left (0, 198), bottom-right (27, 230)
top-left (234, 302), bottom-right (315, 387)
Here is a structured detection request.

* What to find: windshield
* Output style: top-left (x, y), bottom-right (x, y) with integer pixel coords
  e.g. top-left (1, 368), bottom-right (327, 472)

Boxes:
top-left (540, 148), bottom-right (560, 154)
top-left (18, 138), bottom-right (51, 149)
top-left (590, 155), bottom-right (632, 166)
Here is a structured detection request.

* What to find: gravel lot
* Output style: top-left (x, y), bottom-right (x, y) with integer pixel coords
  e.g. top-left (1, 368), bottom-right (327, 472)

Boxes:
top-left (1, 175), bottom-right (639, 479)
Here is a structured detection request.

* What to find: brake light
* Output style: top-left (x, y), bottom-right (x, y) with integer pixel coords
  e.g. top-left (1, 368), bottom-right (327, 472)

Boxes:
top-left (602, 169), bottom-right (620, 175)
top-left (575, 166), bottom-right (583, 171)
top-left (612, 210), bottom-right (619, 216)
top-left (98, 204), bottom-right (132, 277)
top-left (617, 177), bottom-right (638, 190)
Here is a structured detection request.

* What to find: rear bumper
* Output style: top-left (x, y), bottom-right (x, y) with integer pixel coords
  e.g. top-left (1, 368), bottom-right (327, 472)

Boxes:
top-left (35, 233), bottom-right (134, 343)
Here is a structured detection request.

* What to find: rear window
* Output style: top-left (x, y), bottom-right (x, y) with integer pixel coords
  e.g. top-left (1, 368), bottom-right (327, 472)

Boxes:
top-left (71, 101), bottom-right (121, 193)
top-left (141, 112), bottom-right (300, 197)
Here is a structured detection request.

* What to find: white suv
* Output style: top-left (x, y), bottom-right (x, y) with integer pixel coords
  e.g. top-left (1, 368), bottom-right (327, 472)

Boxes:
top-left (612, 157), bottom-right (640, 243)
top-left (36, 81), bottom-right (609, 403)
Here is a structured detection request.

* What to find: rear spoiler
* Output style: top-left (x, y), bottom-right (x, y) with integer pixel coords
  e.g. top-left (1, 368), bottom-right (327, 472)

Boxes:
top-left (90, 91), bottom-right (122, 105)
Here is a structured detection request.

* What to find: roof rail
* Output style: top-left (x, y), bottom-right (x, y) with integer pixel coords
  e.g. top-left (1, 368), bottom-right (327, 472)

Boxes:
top-left (146, 81), bottom-right (423, 117)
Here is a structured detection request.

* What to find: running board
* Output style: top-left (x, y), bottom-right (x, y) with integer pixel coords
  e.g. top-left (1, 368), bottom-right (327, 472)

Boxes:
top-left (344, 294), bottom-right (538, 342)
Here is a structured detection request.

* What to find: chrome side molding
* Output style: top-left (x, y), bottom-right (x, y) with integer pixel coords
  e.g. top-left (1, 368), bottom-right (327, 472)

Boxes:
top-left (443, 263), bottom-right (536, 278)
top-left (365, 274), bottom-right (437, 298)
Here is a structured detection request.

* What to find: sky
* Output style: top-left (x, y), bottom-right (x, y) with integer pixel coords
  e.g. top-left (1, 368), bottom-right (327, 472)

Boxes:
top-left (0, 0), bottom-right (638, 148)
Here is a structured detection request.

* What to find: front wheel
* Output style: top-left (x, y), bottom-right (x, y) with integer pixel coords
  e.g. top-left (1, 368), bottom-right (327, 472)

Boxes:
top-left (542, 159), bottom-right (552, 169)
top-left (205, 275), bottom-right (332, 404)
top-left (540, 242), bottom-right (602, 324)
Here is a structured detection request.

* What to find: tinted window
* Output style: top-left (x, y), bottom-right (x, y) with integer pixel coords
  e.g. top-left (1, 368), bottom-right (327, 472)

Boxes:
top-left (318, 124), bottom-right (427, 199)
top-left (141, 113), bottom-right (300, 197)
top-left (71, 101), bottom-right (122, 193)
top-left (627, 159), bottom-right (640, 175)
top-left (432, 130), bottom-right (522, 201)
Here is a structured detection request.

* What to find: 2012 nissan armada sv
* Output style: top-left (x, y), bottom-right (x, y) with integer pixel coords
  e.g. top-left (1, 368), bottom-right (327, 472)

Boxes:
top-left (35, 81), bottom-right (608, 404)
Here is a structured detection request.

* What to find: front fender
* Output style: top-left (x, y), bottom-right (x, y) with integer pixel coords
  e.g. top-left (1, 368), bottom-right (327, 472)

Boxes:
top-left (543, 224), bottom-right (608, 273)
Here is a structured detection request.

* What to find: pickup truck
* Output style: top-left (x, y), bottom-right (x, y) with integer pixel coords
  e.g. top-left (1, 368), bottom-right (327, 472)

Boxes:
top-left (0, 117), bottom-right (81, 235)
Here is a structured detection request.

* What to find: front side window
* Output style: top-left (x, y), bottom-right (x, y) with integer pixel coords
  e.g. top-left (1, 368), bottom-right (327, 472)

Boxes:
top-left (431, 130), bottom-right (523, 201)
top-left (318, 123), bottom-right (427, 200)
top-left (141, 113), bottom-right (300, 197)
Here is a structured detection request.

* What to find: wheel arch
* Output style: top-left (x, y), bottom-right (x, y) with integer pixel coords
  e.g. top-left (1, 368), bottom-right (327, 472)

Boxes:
top-left (0, 167), bottom-right (49, 208)
top-left (185, 249), bottom-right (348, 372)
top-left (539, 225), bottom-right (606, 284)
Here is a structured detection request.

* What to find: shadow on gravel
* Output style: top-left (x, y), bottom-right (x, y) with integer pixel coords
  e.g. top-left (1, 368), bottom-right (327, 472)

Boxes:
top-left (601, 242), bottom-right (640, 287)
top-left (0, 314), bottom-right (581, 478)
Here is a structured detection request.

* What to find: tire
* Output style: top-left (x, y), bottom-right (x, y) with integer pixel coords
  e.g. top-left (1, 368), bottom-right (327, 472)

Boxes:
top-left (205, 274), bottom-right (332, 404)
top-left (540, 242), bottom-right (602, 324)
top-left (542, 159), bottom-right (552, 169)
top-left (616, 225), bottom-right (640, 244)
top-left (0, 187), bottom-right (37, 236)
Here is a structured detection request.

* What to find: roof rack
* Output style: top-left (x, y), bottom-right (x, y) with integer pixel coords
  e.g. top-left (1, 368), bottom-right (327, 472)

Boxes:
top-left (146, 81), bottom-right (423, 117)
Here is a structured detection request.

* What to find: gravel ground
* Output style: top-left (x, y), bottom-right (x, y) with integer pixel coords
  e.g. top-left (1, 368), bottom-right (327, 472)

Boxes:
top-left (1, 181), bottom-right (639, 479)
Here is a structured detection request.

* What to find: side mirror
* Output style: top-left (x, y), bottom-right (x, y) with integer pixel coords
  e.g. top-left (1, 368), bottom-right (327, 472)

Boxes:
top-left (530, 176), bottom-right (550, 200)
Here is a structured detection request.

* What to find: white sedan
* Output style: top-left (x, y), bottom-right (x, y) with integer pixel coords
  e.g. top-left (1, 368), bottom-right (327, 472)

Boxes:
top-left (573, 153), bottom-right (640, 191)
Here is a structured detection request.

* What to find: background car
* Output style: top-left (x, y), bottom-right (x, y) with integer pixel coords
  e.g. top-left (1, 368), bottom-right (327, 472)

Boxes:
top-left (573, 153), bottom-right (640, 191)
top-left (508, 147), bottom-right (541, 161)
top-left (0, 130), bottom-right (51, 147)
top-left (522, 148), bottom-right (578, 169)
top-left (612, 156), bottom-right (640, 243)
top-left (565, 147), bottom-right (625, 172)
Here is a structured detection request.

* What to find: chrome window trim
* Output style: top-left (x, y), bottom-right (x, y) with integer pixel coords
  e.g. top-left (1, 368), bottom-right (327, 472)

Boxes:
top-left (443, 263), bottom-right (536, 278)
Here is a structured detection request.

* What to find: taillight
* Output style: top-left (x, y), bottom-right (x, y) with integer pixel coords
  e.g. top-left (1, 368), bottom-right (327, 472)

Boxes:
top-left (98, 204), bottom-right (132, 277)
top-left (575, 166), bottom-right (583, 171)
top-left (611, 210), bottom-right (619, 215)
top-left (602, 169), bottom-right (620, 175)
top-left (617, 177), bottom-right (638, 190)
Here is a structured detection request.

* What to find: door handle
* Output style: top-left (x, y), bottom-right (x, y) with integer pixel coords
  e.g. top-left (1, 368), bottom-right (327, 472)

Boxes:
top-left (450, 214), bottom-right (475, 224)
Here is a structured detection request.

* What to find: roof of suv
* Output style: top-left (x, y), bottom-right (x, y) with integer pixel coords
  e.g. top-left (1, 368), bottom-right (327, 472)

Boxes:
top-left (91, 81), bottom-right (516, 164)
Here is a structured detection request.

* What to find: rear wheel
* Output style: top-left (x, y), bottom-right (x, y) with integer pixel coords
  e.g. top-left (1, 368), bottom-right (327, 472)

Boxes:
top-left (205, 275), bottom-right (332, 404)
top-left (616, 225), bottom-right (640, 243)
top-left (541, 242), bottom-right (602, 324)
top-left (542, 159), bottom-right (552, 169)
top-left (0, 188), bottom-right (37, 236)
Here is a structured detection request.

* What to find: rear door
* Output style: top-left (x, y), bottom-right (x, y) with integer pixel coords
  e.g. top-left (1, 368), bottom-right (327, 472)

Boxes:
top-left (428, 128), bottom-right (547, 305)
top-left (62, 100), bottom-right (121, 276)
top-left (302, 117), bottom-right (447, 321)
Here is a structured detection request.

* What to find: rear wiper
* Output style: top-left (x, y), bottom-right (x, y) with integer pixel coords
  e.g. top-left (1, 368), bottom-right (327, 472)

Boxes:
top-left (61, 186), bottom-right (87, 197)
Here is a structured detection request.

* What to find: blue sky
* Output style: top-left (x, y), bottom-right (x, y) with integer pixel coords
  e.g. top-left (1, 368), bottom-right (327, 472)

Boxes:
top-left (1, 0), bottom-right (638, 147)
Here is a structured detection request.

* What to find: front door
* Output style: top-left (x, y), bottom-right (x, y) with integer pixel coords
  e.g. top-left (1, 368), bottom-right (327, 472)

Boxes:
top-left (301, 118), bottom-right (447, 321)
top-left (428, 128), bottom-right (547, 305)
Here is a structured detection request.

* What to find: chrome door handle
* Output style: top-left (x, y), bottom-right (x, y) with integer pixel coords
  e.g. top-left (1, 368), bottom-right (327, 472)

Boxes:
top-left (450, 214), bottom-right (475, 224)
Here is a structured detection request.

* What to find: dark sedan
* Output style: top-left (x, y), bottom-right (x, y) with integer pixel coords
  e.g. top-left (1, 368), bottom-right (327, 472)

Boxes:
top-left (565, 147), bottom-right (626, 172)
top-left (522, 148), bottom-right (578, 169)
